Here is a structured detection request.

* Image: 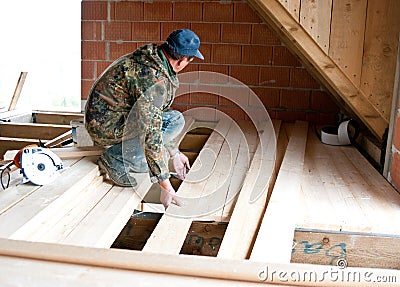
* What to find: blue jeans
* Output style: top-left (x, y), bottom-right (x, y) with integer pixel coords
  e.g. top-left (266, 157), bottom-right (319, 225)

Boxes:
top-left (102, 110), bottom-right (185, 174)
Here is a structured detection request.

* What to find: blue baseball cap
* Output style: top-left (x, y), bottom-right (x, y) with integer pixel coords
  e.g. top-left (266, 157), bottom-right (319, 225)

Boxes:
top-left (166, 29), bottom-right (204, 60)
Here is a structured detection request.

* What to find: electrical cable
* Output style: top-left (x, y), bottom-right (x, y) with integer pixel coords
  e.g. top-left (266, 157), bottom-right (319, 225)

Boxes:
top-left (0, 162), bottom-right (14, 190)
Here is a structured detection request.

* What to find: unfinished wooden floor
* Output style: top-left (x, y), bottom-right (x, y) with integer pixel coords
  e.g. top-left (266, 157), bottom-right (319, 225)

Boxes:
top-left (0, 117), bottom-right (400, 286)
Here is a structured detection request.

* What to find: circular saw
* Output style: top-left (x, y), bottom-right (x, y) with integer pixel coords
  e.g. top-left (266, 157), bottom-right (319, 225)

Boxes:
top-left (19, 146), bottom-right (64, 185)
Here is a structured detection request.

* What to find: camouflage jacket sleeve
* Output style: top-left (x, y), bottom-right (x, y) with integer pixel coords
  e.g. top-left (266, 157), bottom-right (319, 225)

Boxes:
top-left (135, 78), bottom-right (171, 183)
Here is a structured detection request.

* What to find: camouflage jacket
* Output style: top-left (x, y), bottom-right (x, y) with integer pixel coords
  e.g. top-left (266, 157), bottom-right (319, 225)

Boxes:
top-left (85, 44), bottom-right (179, 183)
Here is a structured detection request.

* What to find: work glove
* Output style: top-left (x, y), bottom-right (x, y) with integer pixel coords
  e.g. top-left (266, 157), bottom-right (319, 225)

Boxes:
top-left (171, 151), bottom-right (190, 180)
top-left (160, 188), bottom-right (182, 209)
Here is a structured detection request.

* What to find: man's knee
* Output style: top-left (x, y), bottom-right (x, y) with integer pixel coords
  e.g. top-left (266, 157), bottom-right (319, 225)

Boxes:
top-left (172, 110), bottom-right (185, 131)
top-left (162, 110), bottom-right (185, 142)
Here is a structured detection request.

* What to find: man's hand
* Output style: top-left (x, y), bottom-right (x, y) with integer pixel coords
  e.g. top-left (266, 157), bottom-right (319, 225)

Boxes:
top-left (159, 179), bottom-right (182, 209)
top-left (160, 188), bottom-right (182, 209)
top-left (171, 150), bottom-right (190, 180)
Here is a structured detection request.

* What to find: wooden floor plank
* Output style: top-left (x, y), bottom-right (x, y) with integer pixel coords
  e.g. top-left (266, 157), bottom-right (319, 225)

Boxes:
top-left (218, 120), bottom-right (281, 259)
top-left (299, 130), bottom-right (365, 232)
top-left (25, 176), bottom-right (110, 242)
top-left (0, 158), bottom-right (80, 214)
top-left (1, 157), bottom-right (99, 239)
top-left (250, 121), bottom-right (308, 263)
top-left (61, 172), bottom-right (152, 248)
top-left (299, 129), bottom-right (400, 235)
top-left (142, 120), bottom-right (233, 254)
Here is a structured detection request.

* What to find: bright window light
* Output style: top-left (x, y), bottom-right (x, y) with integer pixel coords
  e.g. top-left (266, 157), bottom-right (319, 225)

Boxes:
top-left (0, 0), bottom-right (81, 112)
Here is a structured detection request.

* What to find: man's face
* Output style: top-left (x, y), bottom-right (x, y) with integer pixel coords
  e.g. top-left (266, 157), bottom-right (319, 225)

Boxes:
top-left (173, 57), bottom-right (194, 73)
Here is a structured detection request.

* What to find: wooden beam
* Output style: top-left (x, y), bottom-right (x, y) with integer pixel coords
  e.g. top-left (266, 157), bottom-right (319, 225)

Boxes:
top-left (292, 229), bottom-right (400, 269)
top-left (247, 0), bottom-right (388, 140)
top-left (33, 111), bottom-right (84, 125)
top-left (8, 72), bottom-right (27, 111)
top-left (0, 122), bottom-right (71, 140)
top-left (0, 238), bottom-right (398, 287)
top-left (217, 120), bottom-right (281, 259)
top-left (3, 146), bottom-right (105, 161)
top-left (250, 121), bottom-right (308, 263)
top-left (44, 130), bottom-right (73, 147)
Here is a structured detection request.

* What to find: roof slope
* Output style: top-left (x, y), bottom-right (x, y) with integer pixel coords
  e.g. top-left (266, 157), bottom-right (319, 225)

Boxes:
top-left (247, 0), bottom-right (388, 140)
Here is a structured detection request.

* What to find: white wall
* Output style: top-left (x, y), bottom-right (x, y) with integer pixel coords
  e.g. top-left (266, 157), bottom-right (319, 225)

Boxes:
top-left (0, 0), bottom-right (81, 112)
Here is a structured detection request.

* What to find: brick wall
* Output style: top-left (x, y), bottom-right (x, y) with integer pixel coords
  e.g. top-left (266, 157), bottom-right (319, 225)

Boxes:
top-left (81, 0), bottom-right (339, 123)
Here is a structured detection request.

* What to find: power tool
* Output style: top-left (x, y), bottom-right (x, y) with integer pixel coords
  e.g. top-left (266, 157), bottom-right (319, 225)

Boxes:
top-left (1, 145), bottom-right (63, 189)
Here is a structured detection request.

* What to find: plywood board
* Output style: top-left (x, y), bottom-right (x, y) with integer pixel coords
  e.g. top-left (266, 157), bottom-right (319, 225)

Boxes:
top-left (361, 0), bottom-right (400, 121)
top-left (299, 0), bottom-right (333, 53)
top-left (329, 0), bottom-right (367, 87)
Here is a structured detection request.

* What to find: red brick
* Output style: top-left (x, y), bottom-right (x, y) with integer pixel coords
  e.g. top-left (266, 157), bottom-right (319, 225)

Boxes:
top-left (82, 21), bottom-right (102, 41)
top-left (113, 1), bottom-right (143, 21)
top-left (394, 115), bottom-right (400, 149)
top-left (144, 1), bottom-right (172, 21)
top-left (81, 80), bottom-right (94, 100)
top-left (173, 2), bottom-right (202, 22)
top-left (390, 152), bottom-right (400, 190)
top-left (195, 43), bottom-right (211, 63)
top-left (250, 87), bottom-right (280, 108)
top-left (132, 22), bottom-right (161, 41)
top-left (242, 45), bottom-right (272, 65)
top-left (221, 24), bottom-right (251, 44)
top-left (199, 64), bottom-right (229, 76)
top-left (82, 41), bottom-right (106, 60)
top-left (266, 110), bottom-right (277, 120)
top-left (182, 63), bottom-right (199, 74)
top-left (219, 85), bottom-right (249, 107)
top-left (174, 93), bottom-right (190, 104)
top-left (190, 92), bottom-right (219, 105)
top-left (217, 107), bottom-right (246, 121)
top-left (230, 65), bottom-right (260, 86)
top-left (104, 22), bottom-right (132, 41)
top-left (252, 24), bottom-right (281, 45)
top-left (276, 111), bottom-right (307, 122)
top-left (96, 61), bottom-right (113, 77)
top-left (185, 106), bottom-right (217, 121)
top-left (280, 90), bottom-right (310, 109)
top-left (82, 1), bottom-right (107, 20)
top-left (234, 2), bottom-right (261, 23)
top-left (161, 23), bottom-right (191, 40)
top-left (203, 2), bottom-right (233, 22)
top-left (109, 42), bottom-right (137, 60)
top-left (218, 95), bottom-right (235, 107)
top-left (310, 90), bottom-right (340, 113)
top-left (259, 67), bottom-right (290, 87)
top-left (191, 23), bottom-right (221, 43)
top-left (212, 44), bottom-right (241, 64)
top-left (81, 61), bottom-right (95, 80)
top-left (273, 46), bottom-right (301, 67)
top-left (171, 104), bottom-right (189, 115)
top-left (290, 68), bottom-right (320, 89)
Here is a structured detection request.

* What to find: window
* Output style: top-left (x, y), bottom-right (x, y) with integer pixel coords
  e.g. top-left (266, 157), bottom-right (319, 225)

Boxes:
top-left (0, 0), bottom-right (81, 112)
